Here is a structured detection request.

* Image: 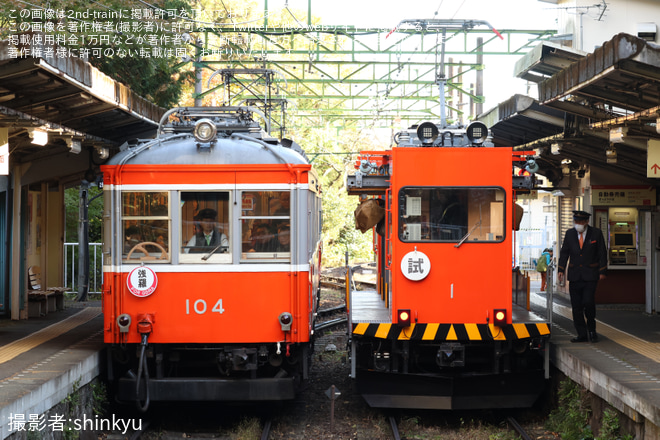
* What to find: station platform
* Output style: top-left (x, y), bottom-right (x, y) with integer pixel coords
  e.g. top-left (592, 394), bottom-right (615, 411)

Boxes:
top-left (531, 283), bottom-right (660, 438)
top-left (0, 301), bottom-right (103, 439)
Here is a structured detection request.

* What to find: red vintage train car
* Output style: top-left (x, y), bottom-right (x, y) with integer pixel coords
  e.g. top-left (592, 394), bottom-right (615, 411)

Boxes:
top-left (346, 121), bottom-right (550, 409)
top-left (101, 107), bottom-right (322, 410)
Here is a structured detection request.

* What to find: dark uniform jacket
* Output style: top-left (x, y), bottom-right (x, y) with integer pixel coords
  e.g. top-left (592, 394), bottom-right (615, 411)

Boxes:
top-left (558, 226), bottom-right (608, 282)
top-left (189, 229), bottom-right (227, 253)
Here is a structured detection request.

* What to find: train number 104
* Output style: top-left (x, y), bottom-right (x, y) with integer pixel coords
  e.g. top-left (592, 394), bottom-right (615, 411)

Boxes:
top-left (185, 299), bottom-right (225, 315)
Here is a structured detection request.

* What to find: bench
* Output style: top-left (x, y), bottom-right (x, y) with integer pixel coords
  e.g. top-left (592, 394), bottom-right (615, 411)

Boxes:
top-left (27, 266), bottom-right (68, 318)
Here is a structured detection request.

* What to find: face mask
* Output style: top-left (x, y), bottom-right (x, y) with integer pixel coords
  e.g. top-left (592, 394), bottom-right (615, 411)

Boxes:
top-left (574, 223), bottom-right (586, 233)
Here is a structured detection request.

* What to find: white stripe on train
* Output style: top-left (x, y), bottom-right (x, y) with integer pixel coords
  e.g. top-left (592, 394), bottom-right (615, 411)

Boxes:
top-left (103, 183), bottom-right (310, 191)
top-left (103, 264), bottom-right (311, 273)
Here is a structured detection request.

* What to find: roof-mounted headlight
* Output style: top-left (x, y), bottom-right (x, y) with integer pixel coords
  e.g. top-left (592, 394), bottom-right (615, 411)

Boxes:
top-left (466, 121), bottom-right (488, 144)
top-left (416, 121), bottom-right (439, 145)
top-left (193, 119), bottom-right (217, 142)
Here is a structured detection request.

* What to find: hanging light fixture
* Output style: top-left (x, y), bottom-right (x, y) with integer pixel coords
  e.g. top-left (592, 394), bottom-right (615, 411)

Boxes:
top-left (606, 145), bottom-right (617, 164)
top-left (28, 127), bottom-right (48, 146)
top-left (66, 138), bottom-right (82, 154)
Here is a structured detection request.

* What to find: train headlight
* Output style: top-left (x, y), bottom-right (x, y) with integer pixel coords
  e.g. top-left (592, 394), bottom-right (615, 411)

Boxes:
top-left (493, 309), bottom-right (507, 327)
top-left (279, 312), bottom-right (293, 331)
top-left (193, 119), bottom-right (217, 143)
top-left (397, 309), bottom-right (411, 327)
top-left (416, 122), bottom-right (439, 145)
top-left (117, 313), bottom-right (131, 333)
top-left (466, 121), bottom-right (488, 144)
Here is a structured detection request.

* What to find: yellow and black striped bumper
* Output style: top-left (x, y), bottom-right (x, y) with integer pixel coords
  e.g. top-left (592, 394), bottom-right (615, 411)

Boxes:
top-left (352, 322), bottom-right (550, 341)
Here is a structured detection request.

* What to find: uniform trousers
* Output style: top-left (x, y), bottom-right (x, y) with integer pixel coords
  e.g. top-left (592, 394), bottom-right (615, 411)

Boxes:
top-left (568, 280), bottom-right (598, 338)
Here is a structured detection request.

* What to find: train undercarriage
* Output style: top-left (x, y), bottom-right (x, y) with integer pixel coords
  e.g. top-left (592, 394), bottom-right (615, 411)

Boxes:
top-left (351, 336), bottom-right (548, 409)
top-left (108, 342), bottom-right (311, 405)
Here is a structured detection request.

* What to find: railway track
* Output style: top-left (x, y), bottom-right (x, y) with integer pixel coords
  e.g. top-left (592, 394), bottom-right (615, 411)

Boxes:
top-left (314, 316), bottom-right (347, 332)
top-left (318, 304), bottom-right (346, 316)
top-left (507, 416), bottom-right (534, 440)
top-left (315, 274), bottom-right (350, 334)
top-left (124, 414), bottom-right (533, 440)
top-left (315, 303), bottom-right (348, 333)
top-left (107, 400), bottom-right (536, 440)
top-left (126, 415), bottom-right (273, 439)
top-left (389, 415), bottom-right (401, 440)
top-left (320, 272), bottom-right (377, 291)
top-left (320, 279), bottom-right (346, 290)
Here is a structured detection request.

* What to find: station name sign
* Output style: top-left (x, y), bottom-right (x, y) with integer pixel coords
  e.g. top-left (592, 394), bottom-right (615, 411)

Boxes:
top-left (591, 185), bottom-right (656, 206)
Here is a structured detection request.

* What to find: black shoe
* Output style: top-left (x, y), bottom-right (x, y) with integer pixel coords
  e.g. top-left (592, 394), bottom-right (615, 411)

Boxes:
top-left (571, 336), bottom-right (588, 343)
top-left (589, 332), bottom-right (599, 342)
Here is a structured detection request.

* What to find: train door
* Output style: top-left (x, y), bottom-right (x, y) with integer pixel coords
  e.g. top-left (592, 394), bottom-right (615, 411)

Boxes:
top-left (377, 191), bottom-right (392, 308)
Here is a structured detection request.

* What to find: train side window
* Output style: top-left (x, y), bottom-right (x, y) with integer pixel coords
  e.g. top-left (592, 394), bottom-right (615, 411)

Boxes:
top-left (121, 191), bottom-right (170, 262)
top-left (240, 191), bottom-right (290, 262)
top-left (179, 191), bottom-right (231, 263)
top-left (399, 187), bottom-right (505, 243)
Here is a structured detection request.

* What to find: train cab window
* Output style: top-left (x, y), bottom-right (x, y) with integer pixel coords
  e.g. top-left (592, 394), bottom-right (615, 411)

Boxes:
top-left (121, 192), bottom-right (170, 262)
top-left (240, 191), bottom-right (290, 262)
top-left (180, 192), bottom-right (231, 263)
top-left (399, 187), bottom-right (505, 243)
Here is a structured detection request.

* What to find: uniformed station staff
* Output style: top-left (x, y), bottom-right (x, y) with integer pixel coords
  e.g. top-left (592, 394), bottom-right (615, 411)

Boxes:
top-left (557, 210), bottom-right (608, 343)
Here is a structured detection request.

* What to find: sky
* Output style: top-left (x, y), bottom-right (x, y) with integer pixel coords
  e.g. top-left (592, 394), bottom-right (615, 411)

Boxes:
top-left (258, 0), bottom-right (560, 107)
top-left (309, 0), bottom-right (557, 30)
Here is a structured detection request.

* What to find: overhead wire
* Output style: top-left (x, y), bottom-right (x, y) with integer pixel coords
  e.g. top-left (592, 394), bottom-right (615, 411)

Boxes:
top-left (385, 0), bottom-right (453, 118)
top-left (433, 1), bottom-right (444, 17)
top-left (450, 0), bottom-right (468, 19)
top-left (218, 0), bottom-right (235, 24)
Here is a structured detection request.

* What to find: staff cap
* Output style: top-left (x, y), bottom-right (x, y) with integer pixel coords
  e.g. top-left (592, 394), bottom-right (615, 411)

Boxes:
top-left (572, 210), bottom-right (591, 220)
top-left (197, 208), bottom-right (217, 220)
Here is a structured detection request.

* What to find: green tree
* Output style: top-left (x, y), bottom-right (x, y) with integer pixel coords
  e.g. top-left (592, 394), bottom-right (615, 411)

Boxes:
top-left (65, 186), bottom-right (103, 243)
top-left (87, 0), bottom-right (196, 107)
top-left (291, 124), bottom-right (379, 267)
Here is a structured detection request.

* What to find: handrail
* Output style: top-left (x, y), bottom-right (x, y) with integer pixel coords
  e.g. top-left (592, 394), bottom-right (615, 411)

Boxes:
top-left (384, 188), bottom-right (392, 270)
top-left (345, 255), bottom-right (356, 380)
top-left (545, 260), bottom-right (555, 325)
top-left (544, 260), bottom-right (555, 380)
top-left (64, 242), bottom-right (103, 295)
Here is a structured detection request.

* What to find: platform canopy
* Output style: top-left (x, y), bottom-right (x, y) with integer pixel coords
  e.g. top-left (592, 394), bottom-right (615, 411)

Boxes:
top-left (479, 33), bottom-right (660, 185)
top-left (0, 40), bottom-right (165, 164)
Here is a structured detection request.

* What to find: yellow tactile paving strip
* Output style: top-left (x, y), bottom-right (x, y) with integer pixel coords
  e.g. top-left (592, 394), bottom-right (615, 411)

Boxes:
top-left (0, 307), bottom-right (101, 364)
top-left (552, 301), bottom-right (660, 363)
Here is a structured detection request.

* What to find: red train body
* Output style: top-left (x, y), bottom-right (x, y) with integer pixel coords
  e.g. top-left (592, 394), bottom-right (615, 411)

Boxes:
top-left (346, 122), bottom-right (551, 409)
top-left (101, 108), bottom-right (322, 408)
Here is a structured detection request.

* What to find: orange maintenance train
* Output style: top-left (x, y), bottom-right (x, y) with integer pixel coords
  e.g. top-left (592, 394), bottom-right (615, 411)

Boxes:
top-left (101, 107), bottom-right (322, 410)
top-left (346, 121), bottom-right (551, 409)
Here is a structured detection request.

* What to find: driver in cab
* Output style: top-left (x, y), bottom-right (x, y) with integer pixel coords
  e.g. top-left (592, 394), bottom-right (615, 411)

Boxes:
top-left (186, 208), bottom-right (229, 253)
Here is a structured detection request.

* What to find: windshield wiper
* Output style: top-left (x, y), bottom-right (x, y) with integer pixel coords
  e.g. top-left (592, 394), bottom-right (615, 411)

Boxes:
top-left (202, 244), bottom-right (227, 261)
top-left (454, 220), bottom-right (481, 248)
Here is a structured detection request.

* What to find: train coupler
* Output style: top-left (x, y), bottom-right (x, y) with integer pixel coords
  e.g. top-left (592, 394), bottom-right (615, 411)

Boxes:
top-left (436, 342), bottom-right (465, 367)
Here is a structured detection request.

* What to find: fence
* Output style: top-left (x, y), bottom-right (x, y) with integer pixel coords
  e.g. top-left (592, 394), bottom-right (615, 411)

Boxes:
top-left (64, 242), bottom-right (104, 295)
top-left (514, 228), bottom-right (547, 273)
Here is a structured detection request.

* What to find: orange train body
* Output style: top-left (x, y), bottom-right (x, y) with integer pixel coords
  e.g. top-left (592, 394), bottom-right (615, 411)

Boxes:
top-left (389, 147), bottom-right (514, 326)
top-left (346, 122), bottom-right (551, 410)
top-left (101, 108), bottom-right (322, 407)
top-left (103, 271), bottom-right (313, 344)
